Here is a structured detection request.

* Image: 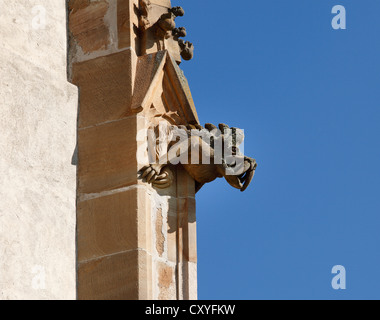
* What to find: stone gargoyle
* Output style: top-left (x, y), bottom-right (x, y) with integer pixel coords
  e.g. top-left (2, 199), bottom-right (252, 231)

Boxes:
top-left (154, 6), bottom-right (185, 39)
top-left (139, 123), bottom-right (257, 193)
top-left (178, 39), bottom-right (194, 61)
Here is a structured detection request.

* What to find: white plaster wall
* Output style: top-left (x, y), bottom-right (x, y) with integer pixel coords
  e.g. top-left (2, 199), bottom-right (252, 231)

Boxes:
top-left (0, 0), bottom-right (77, 299)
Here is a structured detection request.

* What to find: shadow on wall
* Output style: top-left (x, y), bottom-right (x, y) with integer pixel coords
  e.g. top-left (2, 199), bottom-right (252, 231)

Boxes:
top-left (65, 1), bottom-right (79, 167)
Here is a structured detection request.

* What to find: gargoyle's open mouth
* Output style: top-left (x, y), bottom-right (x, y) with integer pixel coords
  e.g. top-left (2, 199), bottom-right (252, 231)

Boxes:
top-left (224, 157), bottom-right (257, 192)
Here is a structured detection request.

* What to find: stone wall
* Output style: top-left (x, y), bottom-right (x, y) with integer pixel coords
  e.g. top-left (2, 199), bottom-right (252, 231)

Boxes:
top-left (0, 0), bottom-right (77, 299)
top-left (69, 0), bottom-right (198, 300)
top-left (0, 0), bottom-right (198, 300)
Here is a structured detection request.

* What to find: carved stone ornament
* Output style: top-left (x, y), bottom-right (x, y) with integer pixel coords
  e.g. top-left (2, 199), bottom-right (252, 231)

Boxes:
top-left (138, 0), bottom-right (152, 31)
top-left (136, 2), bottom-right (194, 61)
top-left (173, 27), bottom-right (187, 39)
top-left (178, 39), bottom-right (194, 61)
top-left (132, 40), bottom-right (255, 193)
top-left (139, 123), bottom-right (257, 193)
top-left (154, 10), bottom-right (180, 39)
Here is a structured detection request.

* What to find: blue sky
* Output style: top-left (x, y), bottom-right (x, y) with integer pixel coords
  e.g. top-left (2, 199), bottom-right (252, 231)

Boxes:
top-left (178, 0), bottom-right (380, 300)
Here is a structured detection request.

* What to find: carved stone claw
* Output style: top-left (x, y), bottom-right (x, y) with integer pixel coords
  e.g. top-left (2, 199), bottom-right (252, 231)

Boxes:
top-left (139, 165), bottom-right (172, 189)
top-left (139, 165), bottom-right (158, 183)
top-left (152, 170), bottom-right (172, 189)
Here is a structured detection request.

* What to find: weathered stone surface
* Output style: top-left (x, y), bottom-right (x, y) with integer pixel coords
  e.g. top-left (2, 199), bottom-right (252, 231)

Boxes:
top-left (78, 249), bottom-right (152, 300)
top-left (77, 116), bottom-right (139, 195)
top-left (72, 50), bottom-right (137, 129)
top-left (177, 198), bottom-right (197, 263)
top-left (177, 166), bottom-right (197, 198)
top-left (117, 0), bottom-right (139, 50)
top-left (131, 51), bottom-right (167, 113)
top-left (167, 198), bottom-right (179, 263)
top-left (157, 262), bottom-right (175, 300)
top-left (68, 0), bottom-right (110, 53)
top-left (0, 0), bottom-right (77, 300)
top-left (77, 187), bottom-right (151, 262)
top-left (0, 0), bottom-right (202, 301)
top-left (155, 208), bottom-right (165, 257)
top-left (70, 0), bottom-right (198, 301)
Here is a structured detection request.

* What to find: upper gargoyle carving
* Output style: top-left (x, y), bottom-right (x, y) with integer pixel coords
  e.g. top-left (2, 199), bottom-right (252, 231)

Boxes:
top-left (138, 0), bottom-right (151, 31)
top-left (154, 6), bottom-right (185, 39)
top-left (139, 123), bottom-right (257, 193)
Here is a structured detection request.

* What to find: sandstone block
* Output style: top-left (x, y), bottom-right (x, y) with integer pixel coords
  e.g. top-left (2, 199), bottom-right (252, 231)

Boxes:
top-left (78, 249), bottom-right (152, 300)
top-left (77, 187), bottom-right (152, 262)
top-left (78, 116), bottom-right (138, 195)
top-left (72, 50), bottom-right (136, 129)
